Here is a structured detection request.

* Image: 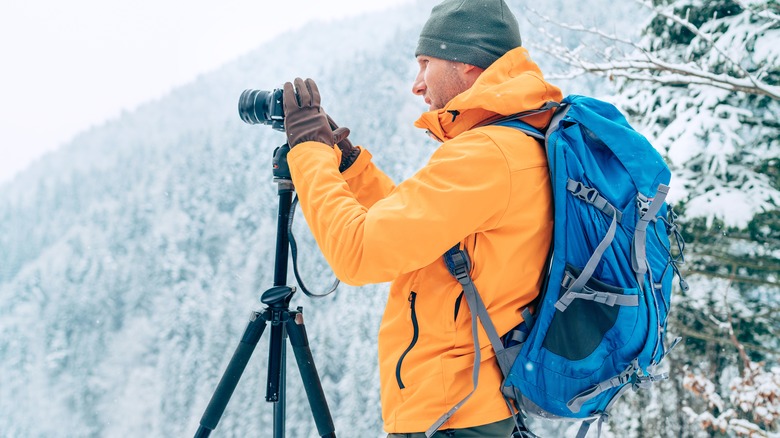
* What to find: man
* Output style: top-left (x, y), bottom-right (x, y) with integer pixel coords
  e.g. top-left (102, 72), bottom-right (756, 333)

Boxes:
top-left (282, 0), bottom-right (562, 436)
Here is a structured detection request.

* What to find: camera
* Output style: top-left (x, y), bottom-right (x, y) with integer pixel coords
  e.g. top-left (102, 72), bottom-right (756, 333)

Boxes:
top-left (238, 88), bottom-right (285, 131)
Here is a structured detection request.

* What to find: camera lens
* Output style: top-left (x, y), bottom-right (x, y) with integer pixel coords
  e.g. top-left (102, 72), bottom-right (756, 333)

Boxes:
top-left (239, 89), bottom-right (271, 125)
top-left (238, 88), bottom-right (285, 131)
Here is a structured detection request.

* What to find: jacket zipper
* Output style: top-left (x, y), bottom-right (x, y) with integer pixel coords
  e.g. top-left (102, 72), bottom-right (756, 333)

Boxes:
top-left (395, 291), bottom-right (419, 389)
top-left (454, 291), bottom-right (464, 321)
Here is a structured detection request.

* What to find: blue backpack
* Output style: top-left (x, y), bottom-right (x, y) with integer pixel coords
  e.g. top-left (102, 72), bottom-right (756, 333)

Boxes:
top-left (429, 95), bottom-right (688, 438)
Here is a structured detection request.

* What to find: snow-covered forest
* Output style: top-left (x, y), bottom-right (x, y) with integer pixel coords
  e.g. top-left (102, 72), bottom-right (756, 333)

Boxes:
top-left (0, 0), bottom-right (777, 437)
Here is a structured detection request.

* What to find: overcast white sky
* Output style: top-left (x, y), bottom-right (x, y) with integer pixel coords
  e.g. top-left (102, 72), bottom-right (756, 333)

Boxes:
top-left (0, 0), bottom-right (415, 184)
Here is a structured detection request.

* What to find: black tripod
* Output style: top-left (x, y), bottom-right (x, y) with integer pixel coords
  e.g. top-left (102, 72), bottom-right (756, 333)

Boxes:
top-left (194, 144), bottom-right (336, 438)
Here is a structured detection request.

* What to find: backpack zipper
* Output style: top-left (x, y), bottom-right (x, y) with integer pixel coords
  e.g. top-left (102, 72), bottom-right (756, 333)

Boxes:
top-left (395, 291), bottom-right (419, 389)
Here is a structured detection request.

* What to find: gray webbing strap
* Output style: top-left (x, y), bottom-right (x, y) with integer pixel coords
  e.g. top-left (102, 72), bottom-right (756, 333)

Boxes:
top-left (567, 180), bottom-right (623, 223)
top-left (503, 329), bottom-right (528, 346)
top-left (555, 208), bottom-right (619, 312)
top-left (501, 308), bottom-right (535, 349)
top-left (426, 249), bottom-right (507, 437)
top-left (521, 307), bottom-right (535, 328)
top-left (576, 419), bottom-right (595, 438)
top-left (447, 250), bottom-right (507, 363)
top-left (479, 101), bottom-right (563, 132)
top-left (472, 288), bottom-right (511, 372)
top-left (604, 382), bottom-right (635, 413)
top-left (545, 104), bottom-right (570, 144)
top-left (424, 277), bottom-right (481, 437)
top-left (576, 414), bottom-right (607, 438)
top-left (559, 290), bottom-right (639, 307)
top-left (505, 396), bottom-right (540, 438)
top-left (566, 362), bottom-right (637, 413)
top-left (573, 363), bottom-right (667, 438)
top-left (631, 184), bottom-right (669, 289)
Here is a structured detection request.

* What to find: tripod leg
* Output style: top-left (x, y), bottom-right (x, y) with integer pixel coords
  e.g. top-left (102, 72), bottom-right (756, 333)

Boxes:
top-left (285, 309), bottom-right (337, 438)
top-left (194, 311), bottom-right (268, 438)
top-left (265, 315), bottom-right (287, 438)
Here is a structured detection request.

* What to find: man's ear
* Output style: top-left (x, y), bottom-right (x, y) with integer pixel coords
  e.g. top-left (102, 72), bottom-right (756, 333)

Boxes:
top-left (462, 63), bottom-right (482, 74)
top-left (461, 63), bottom-right (485, 84)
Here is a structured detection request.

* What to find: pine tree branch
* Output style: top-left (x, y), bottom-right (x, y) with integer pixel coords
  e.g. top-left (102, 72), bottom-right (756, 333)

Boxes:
top-left (723, 293), bottom-right (752, 369)
top-left (526, 6), bottom-right (642, 50)
top-left (689, 248), bottom-right (780, 272)
top-left (752, 306), bottom-right (780, 320)
top-left (635, 0), bottom-right (780, 99)
top-left (734, 0), bottom-right (780, 24)
top-left (633, 0), bottom-right (760, 86)
top-left (684, 269), bottom-right (779, 287)
top-left (532, 0), bottom-right (780, 101)
top-left (674, 325), bottom-right (780, 356)
top-left (738, 114), bottom-right (780, 129)
top-left (539, 50), bottom-right (780, 100)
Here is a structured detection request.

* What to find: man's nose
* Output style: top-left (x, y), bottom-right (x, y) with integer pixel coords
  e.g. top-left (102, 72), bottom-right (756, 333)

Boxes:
top-left (412, 74), bottom-right (425, 96)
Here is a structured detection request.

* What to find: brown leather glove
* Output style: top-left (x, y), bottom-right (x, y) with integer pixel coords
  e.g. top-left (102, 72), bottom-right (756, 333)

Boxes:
top-left (282, 78), bottom-right (334, 148)
top-left (327, 114), bottom-right (361, 172)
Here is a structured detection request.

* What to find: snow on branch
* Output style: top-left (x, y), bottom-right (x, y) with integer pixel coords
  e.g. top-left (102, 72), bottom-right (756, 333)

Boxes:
top-left (528, 0), bottom-right (780, 101)
top-left (682, 286), bottom-right (780, 436)
top-left (735, 0), bottom-right (780, 25)
top-left (683, 353), bottom-right (780, 436)
top-left (633, 0), bottom-right (758, 82)
top-left (544, 51), bottom-right (780, 99)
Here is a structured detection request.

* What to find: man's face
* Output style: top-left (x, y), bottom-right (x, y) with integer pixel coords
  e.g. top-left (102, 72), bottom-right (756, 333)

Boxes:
top-left (412, 55), bottom-right (470, 111)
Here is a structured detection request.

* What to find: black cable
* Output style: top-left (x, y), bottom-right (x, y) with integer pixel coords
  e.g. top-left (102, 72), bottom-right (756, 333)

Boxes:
top-left (288, 195), bottom-right (339, 298)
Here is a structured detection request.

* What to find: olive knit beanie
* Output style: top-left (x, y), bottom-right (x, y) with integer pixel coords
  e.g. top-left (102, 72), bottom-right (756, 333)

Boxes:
top-left (415, 0), bottom-right (522, 69)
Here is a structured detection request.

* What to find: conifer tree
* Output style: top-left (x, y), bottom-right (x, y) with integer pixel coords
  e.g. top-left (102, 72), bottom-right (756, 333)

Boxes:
top-left (532, 0), bottom-right (780, 434)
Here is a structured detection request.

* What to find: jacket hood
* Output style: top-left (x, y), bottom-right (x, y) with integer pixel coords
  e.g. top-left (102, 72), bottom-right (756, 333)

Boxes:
top-left (414, 47), bottom-right (563, 141)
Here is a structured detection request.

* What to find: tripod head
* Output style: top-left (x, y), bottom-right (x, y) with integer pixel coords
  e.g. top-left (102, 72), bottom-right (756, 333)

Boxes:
top-left (273, 144), bottom-right (292, 181)
top-left (261, 285), bottom-right (295, 309)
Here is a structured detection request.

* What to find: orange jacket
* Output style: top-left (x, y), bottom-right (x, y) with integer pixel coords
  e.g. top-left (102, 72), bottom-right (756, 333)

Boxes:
top-left (287, 47), bottom-right (562, 433)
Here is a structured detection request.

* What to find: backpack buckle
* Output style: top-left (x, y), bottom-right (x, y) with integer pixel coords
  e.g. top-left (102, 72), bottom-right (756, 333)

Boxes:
top-left (636, 193), bottom-right (650, 218)
top-left (570, 181), bottom-right (599, 204)
top-left (451, 266), bottom-right (471, 284)
top-left (444, 247), bottom-right (472, 285)
top-left (561, 272), bottom-right (576, 289)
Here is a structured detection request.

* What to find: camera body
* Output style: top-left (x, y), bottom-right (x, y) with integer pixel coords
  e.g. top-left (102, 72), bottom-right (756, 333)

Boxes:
top-left (238, 88), bottom-right (285, 131)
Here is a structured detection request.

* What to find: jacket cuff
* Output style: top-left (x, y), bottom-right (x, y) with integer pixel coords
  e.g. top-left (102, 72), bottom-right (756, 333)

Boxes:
top-left (341, 146), bottom-right (371, 180)
top-left (287, 141), bottom-right (339, 170)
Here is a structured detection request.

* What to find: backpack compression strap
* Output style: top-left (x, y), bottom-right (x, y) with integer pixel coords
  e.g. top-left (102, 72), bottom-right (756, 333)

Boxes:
top-left (631, 185), bottom-right (670, 291)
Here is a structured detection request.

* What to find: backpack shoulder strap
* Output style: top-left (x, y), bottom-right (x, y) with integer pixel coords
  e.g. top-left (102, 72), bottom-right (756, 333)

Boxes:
top-left (443, 244), bottom-right (507, 364)
top-left (484, 101), bottom-right (570, 146)
top-left (491, 119), bottom-right (545, 140)
top-left (425, 244), bottom-right (510, 437)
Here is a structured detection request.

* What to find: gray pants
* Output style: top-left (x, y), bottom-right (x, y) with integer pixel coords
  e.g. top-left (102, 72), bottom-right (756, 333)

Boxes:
top-left (387, 417), bottom-right (514, 438)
